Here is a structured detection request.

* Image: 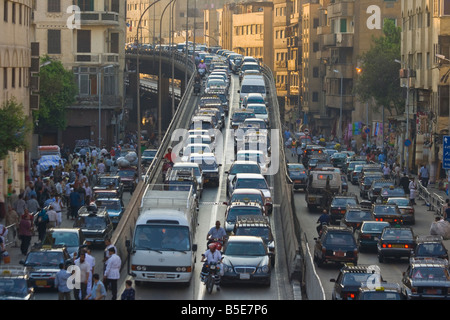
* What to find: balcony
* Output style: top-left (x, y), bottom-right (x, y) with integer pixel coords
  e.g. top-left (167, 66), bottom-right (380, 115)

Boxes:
top-left (323, 33), bottom-right (336, 46)
top-left (290, 12), bottom-right (300, 24)
top-left (328, 1), bottom-right (354, 19)
top-left (289, 85), bottom-right (299, 96)
top-left (276, 61), bottom-right (287, 69)
top-left (288, 59), bottom-right (298, 71)
top-left (287, 36), bottom-right (299, 48)
top-left (80, 11), bottom-right (119, 26)
top-left (75, 53), bottom-right (119, 64)
top-left (326, 64), bottom-right (354, 79)
top-left (336, 33), bottom-right (353, 47)
top-left (326, 94), bottom-right (354, 111)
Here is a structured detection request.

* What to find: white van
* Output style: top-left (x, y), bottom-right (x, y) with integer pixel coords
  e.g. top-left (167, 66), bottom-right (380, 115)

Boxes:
top-left (238, 76), bottom-right (267, 107)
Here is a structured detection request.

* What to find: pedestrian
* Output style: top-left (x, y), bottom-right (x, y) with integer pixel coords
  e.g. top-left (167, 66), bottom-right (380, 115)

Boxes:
top-left (85, 274), bottom-right (106, 300)
top-left (69, 188), bottom-right (81, 220)
top-left (409, 176), bottom-right (417, 205)
top-left (97, 160), bottom-right (106, 174)
top-left (51, 194), bottom-right (63, 227)
top-left (85, 247), bottom-right (96, 296)
top-left (5, 205), bottom-right (19, 247)
top-left (399, 173), bottom-right (410, 195)
top-left (83, 182), bottom-right (92, 205)
top-left (419, 164), bottom-right (430, 188)
top-left (35, 207), bottom-right (49, 242)
top-left (46, 205), bottom-right (58, 229)
top-left (18, 209), bottom-right (33, 255)
top-left (291, 139), bottom-right (297, 157)
top-left (103, 238), bottom-right (117, 270)
top-left (121, 280), bottom-right (136, 300)
top-left (15, 193), bottom-right (26, 217)
top-left (382, 163), bottom-right (391, 180)
top-left (55, 263), bottom-right (72, 300)
top-left (103, 247), bottom-right (121, 300)
top-left (74, 252), bottom-right (91, 300)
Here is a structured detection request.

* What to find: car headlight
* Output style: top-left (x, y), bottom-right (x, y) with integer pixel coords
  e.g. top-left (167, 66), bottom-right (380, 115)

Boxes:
top-left (222, 264), bottom-right (232, 273)
top-left (257, 265), bottom-right (270, 274)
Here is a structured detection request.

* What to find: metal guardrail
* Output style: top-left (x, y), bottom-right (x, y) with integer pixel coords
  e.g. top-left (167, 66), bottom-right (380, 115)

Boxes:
top-left (3, 223), bottom-right (18, 248)
top-left (417, 180), bottom-right (446, 216)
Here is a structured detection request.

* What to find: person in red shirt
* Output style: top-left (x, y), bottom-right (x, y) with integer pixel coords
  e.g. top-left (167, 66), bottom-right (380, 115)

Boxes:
top-left (164, 147), bottom-right (175, 164)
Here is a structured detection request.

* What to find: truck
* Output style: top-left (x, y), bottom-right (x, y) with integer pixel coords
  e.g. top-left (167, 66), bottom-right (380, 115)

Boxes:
top-left (305, 171), bottom-right (341, 211)
top-left (126, 184), bottom-right (199, 285)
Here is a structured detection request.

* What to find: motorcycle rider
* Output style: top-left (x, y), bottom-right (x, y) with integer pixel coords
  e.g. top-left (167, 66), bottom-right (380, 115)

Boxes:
top-left (316, 209), bottom-right (330, 236)
top-left (198, 59), bottom-right (207, 76)
top-left (206, 220), bottom-right (227, 248)
top-left (163, 147), bottom-right (175, 165)
top-left (200, 243), bottom-right (223, 291)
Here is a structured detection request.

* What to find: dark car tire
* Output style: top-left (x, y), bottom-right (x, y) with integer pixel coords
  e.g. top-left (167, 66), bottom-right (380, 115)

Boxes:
top-left (378, 253), bottom-right (384, 263)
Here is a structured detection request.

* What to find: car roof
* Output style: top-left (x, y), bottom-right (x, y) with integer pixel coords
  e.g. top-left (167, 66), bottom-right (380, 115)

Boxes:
top-left (232, 188), bottom-right (264, 195)
top-left (235, 173), bottom-right (265, 179)
top-left (227, 235), bottom-right (264, 243)
top-left (47, 228), bottom-right (80, 233)
top-left (231, 160), bottom-right (259, 166)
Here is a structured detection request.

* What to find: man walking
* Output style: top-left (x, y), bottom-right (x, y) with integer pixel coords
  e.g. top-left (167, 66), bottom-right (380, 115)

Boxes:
top-left (104, 247), bottom-right (121, 300)
top-left (55, 263), bottom-right (72, 300)
top-left (419, 164), bottom-right (429, 188)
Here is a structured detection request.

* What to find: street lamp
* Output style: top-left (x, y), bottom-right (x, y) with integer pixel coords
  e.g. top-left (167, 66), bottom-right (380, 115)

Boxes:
top-left (395, 59), bottom-right (410, 174)
top-left (98, 64), bottom-right (114, 148)
top-left (333, 69), bottom-right (343, 142)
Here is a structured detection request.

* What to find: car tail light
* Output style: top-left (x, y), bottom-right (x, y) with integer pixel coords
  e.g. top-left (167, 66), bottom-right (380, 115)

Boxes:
top-left (360, 234), bottom-right (371, 239)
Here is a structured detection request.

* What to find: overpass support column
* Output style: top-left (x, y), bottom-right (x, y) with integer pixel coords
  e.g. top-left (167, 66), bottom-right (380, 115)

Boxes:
top-left (159, 76), bottom-right (171, 132)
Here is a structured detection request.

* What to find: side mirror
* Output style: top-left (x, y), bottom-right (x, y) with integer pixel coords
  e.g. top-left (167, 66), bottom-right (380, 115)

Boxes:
top-left (192, 244), bottom-right (198, 252)
top-left (237, 90), bottom-right (240, 93)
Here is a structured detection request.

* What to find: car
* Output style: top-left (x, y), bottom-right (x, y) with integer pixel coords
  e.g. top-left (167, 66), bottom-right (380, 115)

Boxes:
top-left (371, 204), bottom-right (403, 225)
top-left (330, 152), bottom-right (347, 168)
top-left (341, 206), bottom-right (374, 231)
top-left (0, 266), bottom-right (34, 300)
top-left (350, 165), bottom-right (365, 185)
top-left (95, 198), bottom-right (125, 228)
top-left (92, 189), bottom-right (121, 201)
top-left (346, 161), bottom-right (367, 180)
top-left (413, 235), bottom-right (449, 260)
top-left (226, 188), bottom-right (268, 216)
top-left (231, 109), bottom-right (255, 129)
top-left (355, 221), bottom-right (390, 252)
top-left (386, 197), bottom-right (415, 224)
top-left (368, 180), bottom-right (395, 203)
top-left (233, 215), bottom-right (275, 265)
top-left (243, 118), bottom-right (268, 130)
top-left (188, 153), bottom-right (221, 187)
top-left (246, 103), bottom-right (269, 125)
top-left (359, 173), bottom-right (383, 199)
top-left (171, 162), bottom-right (204, 196)
top-left (20, 248), bottom-right (73, 290)
top-left (358, 283), bottom-right (406, 300)
top-left (225, 161), bottom-right (261, 194)
top-left (330, 264), bottom-right (384, 300)
top-left (73, 204), bottom-right (114, 248)
top-left (117, 167), bottom-right (137, 192)
top-left (377, 186), bottom-right (407, 204)
top-left (329, 194), bottom-right (359, 225)
top-left (341, 176), bottom-right (349, 193)
top-left (221, 235), bottom-right (272, 286)
top-left (287, 163), bottom-right (308, 191)
top-left (302, 145), bottom-right (325, 167)
top-left (228, 173), bottom-right (273, 214)
top-left (377, 226), bottom-right (416, 263)
top-left (307, 155), bottom-right (330, 172)
top-left (141, 149), bottom-right (157, 167)
top-left (93, 174), bottom-right (123, 199)
top-left (180, 143), bottom-right (213, 162)
top-left (313, 226), bottom-right (359, 267)
top-left (183, 135), bottom-right (215, 151)
top-left (402, 257), bottom-right (450, 300)
top-left (164, 167), bottom-right (200, 198)
top-left (41, 228), bottom-right (86, 258)
top-left (242, 93), bottom-right (266, 109)
top-left (224, 202), bottom-right (265, 234)
top-left (235, 150), bottom-right (269, 175)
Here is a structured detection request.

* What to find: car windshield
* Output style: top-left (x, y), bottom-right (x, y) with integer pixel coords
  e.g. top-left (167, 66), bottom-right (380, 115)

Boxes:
top-left (332, 198), bottom-right (357, 206)
top-left (224, 241), bottom-right (266, 256)
top-left (348, 162), bottom-right (366, 169)
top-left (411, 267), bottom-right (450, 280)
top-left (359, 292), bottom-right (402, 300)
top-left (175, 167), bottom-right (201, 176)
top-left (241, 85), bottom-right (265, 94)
top-left (387, 198), bottom-right (410, 206)
top-left (362, 223), bottom-right (390, 232)
top-left (342, 273), bottom-right (381, 286)
top-left (236, 153), bottom-right (264, 164)
top-left (288, 164), bottom-right (305, 172)
top-left (118, 170), bottom-right (135, 178)
top-left (374, 182), bottom-right (394, 189)
top-left (373, 206), bottom-right (398, 214)
top-left (416, 243), bottom-right (447, 256)
top-left (236, 178), bottom-right (268, 189)
top-left (143, 150), bottom-right (157, 157)
top-left (230, 164), bottom-right (261, 175)
top-left (96, 200), bottom-right (121, 211)
top-left (231, 194), bottom-right (264, 205)
top-left (324, 233), bottom-right (355, 246)
top-left (24, 252), bottom-right (64, 266)
top-left (133, 225), bottom-right (191, 251)
top-left (77, 216), bottom-right (107, 229)
top-left (49, 232), bottom-right (80, 247)
top-left (189, 158), bottom-right (218, 170)
top-left (245, 121), bottom-right (267, 129)
top-left (0, 279), bottom-right (29, 298)
top-left (97, 177), bottom-right (118, 187)
top-left (233, 112), bottom-right (255, 122)
top-left (364, 176), bottom-right (382, 184)
top-left (346, 210), bottom-right (372, 221)
top-left (382, 229), bottom-right (413, 240)
top-left (381, 189), bottom-right (405, 197)
top-left (235, 227), bottom-right (270, 241)
top-left (227, 207), bottom-right (262, 222)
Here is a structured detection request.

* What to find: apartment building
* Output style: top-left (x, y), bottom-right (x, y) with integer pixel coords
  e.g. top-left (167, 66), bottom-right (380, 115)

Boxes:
top-left (0, 0), bottom-right (33, 195)
top-left (313, 0), bottom-right (401, 140)
top-left (401, 0), bottom-right (450, 181)
top-left (32, 0), bottom-right (126, 150)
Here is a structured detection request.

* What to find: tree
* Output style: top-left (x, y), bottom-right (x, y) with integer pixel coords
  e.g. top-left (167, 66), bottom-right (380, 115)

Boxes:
top-left (0, 98), bottom-right (32, 160)
top-left (354, 20), bottom-right (404, 116)
top-left (34, 56), bottom-right (77, 132)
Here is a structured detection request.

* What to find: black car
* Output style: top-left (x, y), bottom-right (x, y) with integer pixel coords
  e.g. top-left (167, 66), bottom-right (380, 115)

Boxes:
top-left (402, 257), bottom-right (450, 300)
top-left (377, 227), bottom-right (415, 263)
top-left (359, 173), bottom-right (383, 199)
top-left (329, 195), bottom-right (359, 225)
top-left (42, 227), bottom-right (86, 258)
top-left (117, 167), bottom-right (137, 192)
top-left (413, 235), bottom-right (449, 260)
top-left (371, 204), bottom-right (403, 225)
top-left (0, 266), bottom-right (34, 300)
top-left (224, 202), bottom-right (265, 234)
top-left (330, 264), bottom-right (384, 300)
top-left (356, 221), bottom-right (390, 252)
top-left (221, 235), bottom-right (272, 286)
top-left (95, 198), bottom-right (125, 228)
top-left (341, 206), bottom-right (373, 231)
top-left (93, 174), bottom-right (123, 199)
top-left (141, 149), bottom-right (157, 167)
top-left (287, 163), bottom-right (308, 191)
top-left (368, 180), bottom-right (395, 203)
top-left (73, 204), bottom-right (114, 248)
top-left (358, 283), bottom-right (406, 300)
top-left (20, 248), bottom-right (73, 290)
top-left (377, 186), bottom-right (406, 204)
top-left (233, 215), bottom-right (275, 266)
top-left (313, 226), bottom-right (359, 267)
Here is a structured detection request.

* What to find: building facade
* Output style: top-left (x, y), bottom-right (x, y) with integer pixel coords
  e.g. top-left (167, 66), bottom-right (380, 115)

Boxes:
top-left (32, 0), bottom-right (126, 150)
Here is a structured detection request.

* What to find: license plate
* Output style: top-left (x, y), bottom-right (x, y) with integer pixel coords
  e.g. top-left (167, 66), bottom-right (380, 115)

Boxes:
top-left (425, 289), bottom-right (441, 295)
top-left (334, 251), bottom-right (346, 257)
top-left (239, 273), bottom-right (250, 280)
top-left (204, 179), bottom-right (209, 183)
top-left (391, 244), bottom-right (404, 248)
top-left (155, 273), bottom-right (167, 279)
top-left (35, 280), bottom-right (47, 287)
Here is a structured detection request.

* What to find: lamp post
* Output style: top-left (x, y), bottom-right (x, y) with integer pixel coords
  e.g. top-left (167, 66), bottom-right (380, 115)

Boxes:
top-left (333, 69), bottom-right (343, 142)
top-left (136, 0), bottom-right (162, 181)
top-left (98, 64), bottom-right (114, 148)
top-left (395, 59), bottom-right (410, 173)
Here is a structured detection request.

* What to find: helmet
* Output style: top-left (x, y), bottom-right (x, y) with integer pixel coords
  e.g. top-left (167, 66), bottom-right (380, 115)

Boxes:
top-left (215, 242), bottom-right (222, 251)
top-left (208, 243), bottom-right (216, 250)
top-left (201, 59), bottom-right (204, 63)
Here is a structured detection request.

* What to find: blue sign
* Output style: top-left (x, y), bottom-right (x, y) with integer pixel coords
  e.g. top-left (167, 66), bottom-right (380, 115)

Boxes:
top-left (404, 139), bottom-right (412, 147)
top-left (443, 136), bottom-right (450, 169)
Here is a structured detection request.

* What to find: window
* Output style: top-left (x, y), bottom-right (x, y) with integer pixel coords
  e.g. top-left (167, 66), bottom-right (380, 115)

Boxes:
top-left (4, 0), bottom-right (8, 22)
top-left (77, 30), bottom-right (91, 53)
top-left (48, 0), bottom-right (61, 13)
top-left (78, 0), bottom-right (94, 11)
top-left (11, 2), bottom-right (15, 23)
top-left (3, 68), bottom-right (7, 89)
top-left (110, 33), bottom-right (119, 54)
top-left (313, 18), bottom-right (319, 29)
top-left (312, 92), bottom-right (319, 102)
top-left (48, 30), bottom-right (61, 54)
top-left (313, 67), bottom-right (319, 78)
top-left (444, 0), bottom-right (450, 16)
top-left (11, 68), bottom-right (15, 88)
top-left (340, 18), bottom-right (347, 33)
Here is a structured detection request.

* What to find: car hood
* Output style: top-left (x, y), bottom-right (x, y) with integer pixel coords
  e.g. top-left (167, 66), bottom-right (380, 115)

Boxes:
top-left (222, 255), bottom-right (268, 267)
top-left (106, 209), bottom-right (122, 217)
top-left (26, 266), bottom-right (60, 273)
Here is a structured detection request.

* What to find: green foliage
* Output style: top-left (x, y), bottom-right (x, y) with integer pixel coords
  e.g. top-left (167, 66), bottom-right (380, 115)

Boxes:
top-left (34, 56), bottom-right (77, 131)
top-left (0, 98), bottom-right (32, 160)
top-left (354, 20), bottom-right (404, 115)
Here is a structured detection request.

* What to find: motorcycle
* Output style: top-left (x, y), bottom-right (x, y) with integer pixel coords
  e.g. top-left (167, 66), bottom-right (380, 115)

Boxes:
top-left (194, 81), bottom-right (201, 95)
top-left (316, 222), bottom-right (328, 237)
top-left (162, 159), bottom-right (173, 181)
top-left (203, 262), bottom-right (220, 294)
top-left (198, 68), bottom-right (206, 78)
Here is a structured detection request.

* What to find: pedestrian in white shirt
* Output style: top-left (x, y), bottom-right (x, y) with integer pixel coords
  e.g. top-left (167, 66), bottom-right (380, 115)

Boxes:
top-left (409, 177), bottom-right (417, 205)
top-left (51, 194), bottom-right (63, 227)
top-left (47, 205), bottom-right (58, 228)
top-left (84, 247), bottom-right (96, 296)
top-left (104, 247), bottom-right (121, 300)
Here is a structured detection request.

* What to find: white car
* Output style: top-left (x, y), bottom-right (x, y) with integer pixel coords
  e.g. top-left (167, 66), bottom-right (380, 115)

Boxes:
top-left (246, 103), bottom-right (269, 124)
top-left (181, 144), bottom-right (212, 162)
top-left (228, 173), bottom-right (273, 214)
top-left (188, 153), bottom-right (221, 187)
top-left (225, 160), bottom-right (261, 196)
top-left (236, 150), bottom-right (269, 175)
top-left (172, 162), bottom-right (204, 196)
